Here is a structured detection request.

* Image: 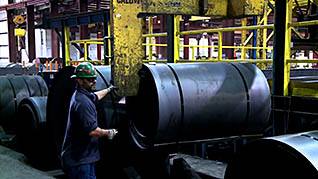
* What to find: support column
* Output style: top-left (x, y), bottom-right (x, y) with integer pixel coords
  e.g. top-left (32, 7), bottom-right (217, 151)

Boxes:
top-left (272, 0), bottom-right (292, 136)
top-left (7, 9), bottom-right (17, 63)
top-left (273, 0), bottom-right (291, 96)
top-left (167, 15), bottom-right (174, 62)
top-left (183, 16), bottom-right (189, 60)
top-left (222, 19), bottom-right (234, 59)
top-left (51, 1), bottom-right (59, 58)
top-left (26, 5), bottom-right (36, 62)
top-left (79, 0), bottom-right (88, 58)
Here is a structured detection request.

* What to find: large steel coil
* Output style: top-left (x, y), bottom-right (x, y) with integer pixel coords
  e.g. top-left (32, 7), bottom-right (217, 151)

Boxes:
top-left (128, 63), bottom-right (271, 149)
top-left (0, 63), bottom-right (38, 75)
top-left (225, 131), bottom-right (318, 179)
top-left (0, 75), bottom-right (48, 130)
top-left (16, 96), bottom-right (60, 169)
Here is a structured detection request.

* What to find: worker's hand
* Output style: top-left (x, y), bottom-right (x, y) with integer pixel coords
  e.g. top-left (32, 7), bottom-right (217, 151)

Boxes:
top-left (106, 85), bottom-right (118, 93)
top-left (107, 129), bottom-right (118, 140)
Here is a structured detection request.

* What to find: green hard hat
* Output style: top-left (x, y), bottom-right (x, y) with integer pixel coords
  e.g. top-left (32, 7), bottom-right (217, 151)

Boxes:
top-left (71, 62), bottom-right (97, 78)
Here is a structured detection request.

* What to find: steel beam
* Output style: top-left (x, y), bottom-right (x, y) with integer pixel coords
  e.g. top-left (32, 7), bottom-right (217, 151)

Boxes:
top-left (7, 10), bottom-right (17, 63)
top-left (0, 0), bottom-right (49, 10)
top-left (51, 1), bottom-right (60, 58)
top-left (222, 19), bottom-right (235, 59)
top-left (167, 15), bottom-right (174, 63)
top-left (79, 0), bottom-right (89, 58)
top-left (27, 5), bottom-right (36, 62)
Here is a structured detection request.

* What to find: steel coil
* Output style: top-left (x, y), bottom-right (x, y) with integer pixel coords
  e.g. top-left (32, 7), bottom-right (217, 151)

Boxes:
top-left (128, 63), bottom-right (271, 149)
top-left (16, 96), bottom-right (59, 169)
top-left (0, 75), bottom-right (48, 130)
top-left (225, 130), bottom-right (318, 179)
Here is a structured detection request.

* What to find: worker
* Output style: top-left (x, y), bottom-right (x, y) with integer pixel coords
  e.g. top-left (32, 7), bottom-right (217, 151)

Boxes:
top-left (61, 62), bottom-right (118, 179)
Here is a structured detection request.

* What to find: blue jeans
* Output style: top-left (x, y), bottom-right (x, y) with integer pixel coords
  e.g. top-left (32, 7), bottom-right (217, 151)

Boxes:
top-left (67, 163), bottom-right (96, 179)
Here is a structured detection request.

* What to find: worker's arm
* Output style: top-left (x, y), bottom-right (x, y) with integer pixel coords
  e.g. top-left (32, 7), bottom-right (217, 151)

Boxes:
top-left (94, 85), bottom-right (115, 100)
top-left (89, 127), bottom-right (118, 139)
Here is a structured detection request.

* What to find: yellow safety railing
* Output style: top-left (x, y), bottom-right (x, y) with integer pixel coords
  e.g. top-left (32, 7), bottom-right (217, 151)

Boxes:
top-left (142, 2), bottom-right (318, 66)
top-left (64, 22), bottom-right (113, 66)
top-left (142, 22), bottom-right (275, 63)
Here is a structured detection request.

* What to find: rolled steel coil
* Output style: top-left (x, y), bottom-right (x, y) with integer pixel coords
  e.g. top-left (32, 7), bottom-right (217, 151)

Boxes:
top-left (16, 96), bottom-right (60, 169)
top-left (128, 63), bottom-right (271, 149)
top-left (0, 75), bottom-right (48, 130)
top-left (0, 63), bottom-right (38, 75)
top-left (225, 130), bottom-right (318, 179)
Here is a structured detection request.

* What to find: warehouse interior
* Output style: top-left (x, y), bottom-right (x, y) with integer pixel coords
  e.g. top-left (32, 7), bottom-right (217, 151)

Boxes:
top-left (1, 0), bottom-right (318, 178)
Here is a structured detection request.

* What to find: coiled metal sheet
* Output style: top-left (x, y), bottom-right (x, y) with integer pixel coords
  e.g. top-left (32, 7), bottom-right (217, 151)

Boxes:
top-left (225, 130), bottom-right (318, 179)
top-left (129, 63), bottom-right (271, 149)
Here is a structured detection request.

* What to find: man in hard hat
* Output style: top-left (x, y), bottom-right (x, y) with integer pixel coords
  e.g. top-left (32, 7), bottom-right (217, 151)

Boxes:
top-left (61, 62), bottom-right (118, 179)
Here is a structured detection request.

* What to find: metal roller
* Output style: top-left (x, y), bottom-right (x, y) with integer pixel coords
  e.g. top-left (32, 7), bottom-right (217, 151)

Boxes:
top-left (129, 63), bottom-right (271, 149)
top-left (225, 131), bottom-right (318, 179)
top-left (0, 75), bottom-right (48, 131)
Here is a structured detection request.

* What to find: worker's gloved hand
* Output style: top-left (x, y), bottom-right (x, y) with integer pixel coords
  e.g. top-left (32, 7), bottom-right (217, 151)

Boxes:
top-left (106, 85), bottom-right (118, 92)
top-left (107, 129), bottom-right (118, 140)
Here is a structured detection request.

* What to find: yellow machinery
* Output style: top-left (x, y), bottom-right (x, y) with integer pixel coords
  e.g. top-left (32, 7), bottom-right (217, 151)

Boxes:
top-left (111, 0), bottom-right (265, 96)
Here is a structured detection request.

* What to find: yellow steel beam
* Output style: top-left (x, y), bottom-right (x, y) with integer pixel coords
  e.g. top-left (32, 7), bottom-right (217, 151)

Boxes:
top-left (284, 0), bottom-right (292, 96)
top-left (218, 32), bottom-right (222, 61)
top-left (256, 16), bottom-right (261, 59)
top-left (143, 60), bottom-right (168, 63)
top-left (142, 32), bottom-right (167, 38)
top-left (140, 0), bottom-right (227, 17)
top-left (64, 27), bottom-right (71, 66)
top-left (266, 31), bottom-right (274, 44)
top-left (107, 21), bottom-right (112, 62)
top-left (263, 2), bottom-right (268, 60)
top-left (174, 15), bottom-right (181, 63)
top-left (227, 0), bottom-right (265, 18)
top-left (112, 0), bottom-right (145, 96)
top-left (148, 17), bottom-right (153, 61)
top-left (291, 27), bottom-right (307, 39)
top-left (289, 20), bottom-right (318, 27)
top-left (70, 39), bottom-right (104, 43)
top-left (287, 59), bottom-right (318, 63)
top-left (244, 32), bottom-right (254, 46)
top-left (180, 44), bottom-right (272, 50)
top-left (84, 43), bottom-right (88, 61)
top-left (143, 43), bottom-right (167, 47)
top-left (71, 41), bottom-right (104, 45)
top-left (241, 18), bottom-right (247, 60)
top-left (180, 24), bottom-right (274, 35)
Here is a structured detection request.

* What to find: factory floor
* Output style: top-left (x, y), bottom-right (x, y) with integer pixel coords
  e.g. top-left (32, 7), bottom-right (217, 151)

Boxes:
top-left (0, 145), bottom-right (227, 179)
top-left (170, 153), bottom-right (227, 179)
top-left (0, 145), bottom-right (61, 178)
top-left (0, 128), bottom-right (226, 179)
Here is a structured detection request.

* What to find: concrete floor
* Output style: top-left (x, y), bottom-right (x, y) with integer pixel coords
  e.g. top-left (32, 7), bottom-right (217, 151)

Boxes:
top-left (0, 145), bottom-right (55, 179)
top-left (170, 153), bottom-right (227, 179)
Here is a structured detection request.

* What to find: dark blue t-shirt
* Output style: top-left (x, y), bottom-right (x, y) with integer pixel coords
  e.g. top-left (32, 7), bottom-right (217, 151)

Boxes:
top-left (61, 87), bottom-right (100, 168)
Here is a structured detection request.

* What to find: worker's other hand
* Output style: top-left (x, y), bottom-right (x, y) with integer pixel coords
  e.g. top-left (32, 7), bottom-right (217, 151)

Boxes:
top-left (107, 129), bottom-right (118, 140)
